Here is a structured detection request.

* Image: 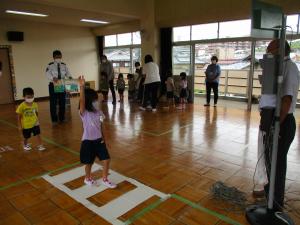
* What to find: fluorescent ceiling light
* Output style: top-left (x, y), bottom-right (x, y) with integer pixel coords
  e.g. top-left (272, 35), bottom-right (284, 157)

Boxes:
top-left (80, 19), bottom-right (108, 24)
top-left (5, 10), bottom-right (48, 17)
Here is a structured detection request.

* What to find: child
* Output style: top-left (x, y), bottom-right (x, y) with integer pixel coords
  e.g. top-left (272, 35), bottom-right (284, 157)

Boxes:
top-left (165, 71), bottom-right (175, 108)
top-left (78, 76), bottom-right (116, 188)
top-left (177, 72), bottom-right (188, 110)
top-left (116, 73), bottom-right (125, 103)
top-left (100, 71), bottom-right (109, 103)
top-left (127, 73), bottom-right (135, 102)
top-left (16, 88), bottom-right (46, 151)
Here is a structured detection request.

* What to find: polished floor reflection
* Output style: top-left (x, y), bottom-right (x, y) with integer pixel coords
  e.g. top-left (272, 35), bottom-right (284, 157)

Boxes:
top-left (0, 97), bottom-right (299, 225)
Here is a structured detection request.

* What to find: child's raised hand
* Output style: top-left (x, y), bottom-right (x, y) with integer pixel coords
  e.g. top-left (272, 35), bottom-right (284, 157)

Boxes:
top-left (78, 75), bottom-right (85, 87)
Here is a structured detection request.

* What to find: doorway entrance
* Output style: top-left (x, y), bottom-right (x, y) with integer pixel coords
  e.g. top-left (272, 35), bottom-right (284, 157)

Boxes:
top-left (0, 47), bottom-right (14, 104)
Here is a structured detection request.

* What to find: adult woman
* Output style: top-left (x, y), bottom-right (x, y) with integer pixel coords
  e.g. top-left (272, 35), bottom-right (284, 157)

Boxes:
top-left (139, 55), bottom-right (161, 112)
top-left (204, 56), bottom-right (221, 107)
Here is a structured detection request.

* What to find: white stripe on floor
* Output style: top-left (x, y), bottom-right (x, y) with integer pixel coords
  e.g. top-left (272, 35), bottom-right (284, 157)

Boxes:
top-left (42, 164), bottom-right (169, 225)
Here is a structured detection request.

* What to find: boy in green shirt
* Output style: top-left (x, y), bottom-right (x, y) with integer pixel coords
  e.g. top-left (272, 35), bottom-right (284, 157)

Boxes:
top-left (16, 87), bottom-right (45, 151)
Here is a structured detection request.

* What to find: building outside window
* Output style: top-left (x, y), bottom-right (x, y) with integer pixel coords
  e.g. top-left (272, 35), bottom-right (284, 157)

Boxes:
top-left (104, 32), bottom-right (141, 76)
top-left (172, 15), bottom-right (300, 99)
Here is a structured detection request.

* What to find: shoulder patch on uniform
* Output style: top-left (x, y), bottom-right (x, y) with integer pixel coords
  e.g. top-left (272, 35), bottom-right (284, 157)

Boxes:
top-left (61, 62), bottom-right (66, 65)
top-left (48, 62), bottom-right (54, 65)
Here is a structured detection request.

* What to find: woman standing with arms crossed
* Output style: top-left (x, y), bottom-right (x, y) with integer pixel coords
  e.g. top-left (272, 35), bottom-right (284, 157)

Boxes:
top-left (204, 56), bottom-right (221, 107)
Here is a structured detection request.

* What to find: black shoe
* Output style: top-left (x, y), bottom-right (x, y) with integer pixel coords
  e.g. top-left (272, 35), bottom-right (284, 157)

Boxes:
top-left (204, 104), bottom-right (210, 107)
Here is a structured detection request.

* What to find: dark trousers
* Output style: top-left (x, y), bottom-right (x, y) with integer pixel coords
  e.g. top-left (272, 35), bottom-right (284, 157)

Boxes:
top-left (49, 83), bottom-right (66, 122)
top-left (206, 82), bottom-right (219, 104)
top-left (142, 82), bottom-right (160, 109)
top-left (137, 78), bottom-right (145, 101)
top-left (264, 114), bottom-right (296, 210)
top-left (109, 79), bottom-right (116, 103)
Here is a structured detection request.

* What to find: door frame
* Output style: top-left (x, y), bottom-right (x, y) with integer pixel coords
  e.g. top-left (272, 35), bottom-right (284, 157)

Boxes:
top-left (0, 45), bottom-right (16, 101)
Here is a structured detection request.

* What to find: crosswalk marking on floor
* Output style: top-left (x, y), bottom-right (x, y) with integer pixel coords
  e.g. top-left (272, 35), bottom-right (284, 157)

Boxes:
top-left (42, 164), bottom-right (170, 225)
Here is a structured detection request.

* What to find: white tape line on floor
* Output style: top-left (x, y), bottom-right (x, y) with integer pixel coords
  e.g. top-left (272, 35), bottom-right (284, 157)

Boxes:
top-left (42, 164), bottom-right (168, 225)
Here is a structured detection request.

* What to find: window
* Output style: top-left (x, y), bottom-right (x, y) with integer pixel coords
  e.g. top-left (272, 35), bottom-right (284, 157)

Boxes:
top-left (173, 26), bottom-right (191, 42)
top-left (104, 31), bottom-right (141, 47)
top-left (287, 14), bottom-right (299, 34)
top-left (291, 39), bottom-right (300, 70)
top-left (117, 33), bottom-right (132, 46)
top-left (172, 45), bottom-right (191, 75)
top-left (219, 19), bottom-right (251, 38)
top-left (104, 48), bottom-right (131, 74)
top-left (132, 48), bottom-right (141, 72)
top-left (104, 35), bottom-right (117, 47)
top-left (132, 31), bottom-right (141, 44)
top-left (192, 23), bottom-right (218, 40)
top-left (255, 40), bottom-right (269, 60)
top-left (104, 31), bottom-right (141, 74)
top-left (172, 17), bottom-right (300, 100)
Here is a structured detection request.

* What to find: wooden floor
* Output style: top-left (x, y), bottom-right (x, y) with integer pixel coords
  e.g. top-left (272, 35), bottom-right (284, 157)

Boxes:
top-left (1, 96), bottom-right (300, 225)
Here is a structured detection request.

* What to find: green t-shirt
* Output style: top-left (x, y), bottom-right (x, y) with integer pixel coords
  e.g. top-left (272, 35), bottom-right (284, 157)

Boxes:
top-left (16, 102), bottom-right (39, 129)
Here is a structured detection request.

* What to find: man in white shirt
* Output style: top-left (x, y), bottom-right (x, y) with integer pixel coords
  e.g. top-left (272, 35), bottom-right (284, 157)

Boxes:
top-left (45, 50), bottom-right (72, 123)
top-left (263, 39), bottom-right (300, 211)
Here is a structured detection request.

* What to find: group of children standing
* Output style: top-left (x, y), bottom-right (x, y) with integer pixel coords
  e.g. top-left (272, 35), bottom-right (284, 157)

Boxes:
top-left (100, 72), bottom-right (137, 104)
top-left (165, 71), bottom-right (188, 110)
top-left (15, 68), bottom-right (188, 190)
top-left (100, 70), bottom-right (189, 110)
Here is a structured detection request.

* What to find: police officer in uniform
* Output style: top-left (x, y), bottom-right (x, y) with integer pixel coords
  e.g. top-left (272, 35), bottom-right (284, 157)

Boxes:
top-left (46, 50), bottom-right (72, 124)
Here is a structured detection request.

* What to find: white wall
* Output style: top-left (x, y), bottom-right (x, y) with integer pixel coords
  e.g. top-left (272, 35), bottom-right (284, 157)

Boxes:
top-left (0, 19), bottom-right (99, 100)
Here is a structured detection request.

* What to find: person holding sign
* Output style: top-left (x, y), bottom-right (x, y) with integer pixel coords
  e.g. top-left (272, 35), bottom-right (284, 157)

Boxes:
top-left (46, 50), bottom-right (72, 124)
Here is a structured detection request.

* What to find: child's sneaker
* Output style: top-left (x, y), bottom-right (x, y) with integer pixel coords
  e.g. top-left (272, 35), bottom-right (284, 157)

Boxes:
top-left (23, 144), bottom-right (31, 151)
top-left (139, 106), bottom-right (146, 111)
top-left (84, 178), bottom-right (96, 186)
top-left (37, 145), bottom-right (46, 151)
top-left (102, 178), bottom-right (117, 189)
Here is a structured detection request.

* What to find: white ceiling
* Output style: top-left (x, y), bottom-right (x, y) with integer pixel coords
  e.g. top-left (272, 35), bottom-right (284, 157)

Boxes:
top-left (0, 0), bottom-right (142, 27)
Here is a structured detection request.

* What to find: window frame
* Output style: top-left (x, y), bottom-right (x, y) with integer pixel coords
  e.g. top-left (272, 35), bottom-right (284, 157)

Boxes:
top-left (104, 31), bottom-right (141, 48)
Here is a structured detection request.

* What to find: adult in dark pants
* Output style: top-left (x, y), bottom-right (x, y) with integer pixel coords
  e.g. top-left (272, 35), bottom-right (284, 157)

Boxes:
top-left (139, 54), bottom-right (161, 112)
top-left (100, 55), bottom-right (116, 105)
top-left (263, 39), bottom-right (299, 211)
top-left (135, 62), bottom-right (144, 102)
top-left (204, 56), bottom-right (221, 107)
top-left (46, 50), bottom-right (72, 124)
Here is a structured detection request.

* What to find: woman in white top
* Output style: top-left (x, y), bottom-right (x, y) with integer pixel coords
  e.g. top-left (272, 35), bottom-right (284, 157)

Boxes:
top-left (139, 55), bottom-right (161, 112)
